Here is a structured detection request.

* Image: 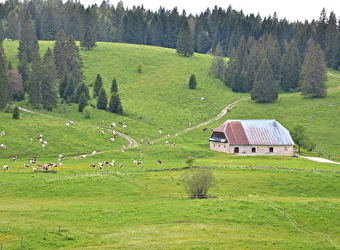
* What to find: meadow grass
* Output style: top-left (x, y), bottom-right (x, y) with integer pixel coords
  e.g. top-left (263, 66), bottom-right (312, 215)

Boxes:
top-left (1, 40), bottom-right (340, 249)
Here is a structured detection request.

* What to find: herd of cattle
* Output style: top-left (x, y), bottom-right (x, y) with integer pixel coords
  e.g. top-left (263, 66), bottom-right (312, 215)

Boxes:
top-left (1, 119), bottom-right (203, 172)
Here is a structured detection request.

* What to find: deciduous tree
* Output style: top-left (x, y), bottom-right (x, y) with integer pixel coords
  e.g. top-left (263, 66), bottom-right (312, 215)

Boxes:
top-left (182, 168), bottom-right (216, 199)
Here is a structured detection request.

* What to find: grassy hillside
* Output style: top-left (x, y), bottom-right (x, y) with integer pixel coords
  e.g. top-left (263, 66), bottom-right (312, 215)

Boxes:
top-left (1, 40), bottom-right (340, 249)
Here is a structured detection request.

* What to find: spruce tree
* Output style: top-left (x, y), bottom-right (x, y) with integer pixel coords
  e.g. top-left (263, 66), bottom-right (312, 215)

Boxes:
top-left (176, 18), bottom-right (194, 56)
top-left (18, 8), bottom-right (39, 63)
top-left (41, 48), bottom-right (58, 111)
top-left (110, 78), bottom-right (118, 93)
top-left (78, 92), bottom-right (87, 112)
top-left (0, 41), bottom-right (11, 110)
top-left (108, 92), bottom-right (123, 115)
top-left (188, 74), bottom-right (197, 89)
top-left (251, 59), bottom-right (278, 102)
top-left (93, 73), bottom-right (103, 98)
top-left (281, 42), bottom-right (301, 92)
top-left (300, 40), bottom-right (327, 98)
top-left (12, 105), bottom-right (20, 119)
top-left (97, 87), bottom-right (108, 110)
top-left (80, 7), bottom-right (97, 50)
top-left (28, 47), bottom-right (41, 107)
top-left (210, 42), bottom-right (225, 79)
top-left (74, 82), bottom-right (89, 104)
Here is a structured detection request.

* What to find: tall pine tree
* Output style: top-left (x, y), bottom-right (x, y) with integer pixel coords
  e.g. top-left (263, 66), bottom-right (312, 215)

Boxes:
top-left (300, 40), bottom-right (327, 98)
top-left (176, 17), bottom-right (194, 56)
top-left (41, 48), bottom-right (58, 111)
top-left (28, 47), bottom-right (41, 107)
top-left (251, 59), bottom-right (278, 102)
top-left (0, 41), bottom-right (11, 110)
top-left (93, 73), bottom-right (103, 98)
top-left (97, 87), bottom-right (107, 110)
top-left (108, 92), bottom-right (123, 115)
top-left (280, 42), bottom-right (301, 92)
top-left (18, 8), bottom-right (39, 63)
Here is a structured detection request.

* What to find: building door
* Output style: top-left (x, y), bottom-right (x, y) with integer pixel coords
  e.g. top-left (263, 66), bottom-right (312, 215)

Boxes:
top-left (234, 147), bottom-right (239, 153)
top-left (269, 147), bottom-right (274, 153)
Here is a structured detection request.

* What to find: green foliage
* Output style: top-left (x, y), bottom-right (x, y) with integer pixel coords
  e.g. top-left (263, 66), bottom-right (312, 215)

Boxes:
top-left (96, 87), bottom-right (107, 110)
top-left (83, 105), bottom-right (92, 119)
top-left (108, 92), bottom-right (123, 115)
top-left (80, 7), bottom-right (97, 50)
top-left (0, 41), bottom-right (11, 110)
top-left (188, 74), bottom-right (197, 89)
top-left (176, 18), bottom-right (194, 57)
top-left (281, 42), bottom-right (301, 92)
top-left (290, 124), bottom-right (309, 153)
top-left (93, 73), bottom-right (103, 98)
top-left (78, 92), bottom-right (87, 112)
top-left (12, 105), bottom-right (19, 119)
top-left (185, 155), bottom-right (195, 167)
top-left (110, 78), bottom-right (118, 93)
top-left (300, 40), bottom-right (327, 98)
top-left (251, 59), bottom-right (278, 102)
top-left (182, 168), bottom-right (216, 198)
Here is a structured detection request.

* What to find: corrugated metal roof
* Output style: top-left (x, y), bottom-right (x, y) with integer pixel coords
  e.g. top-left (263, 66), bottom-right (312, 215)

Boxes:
top-left (212, 119), bottom-right (294, 145)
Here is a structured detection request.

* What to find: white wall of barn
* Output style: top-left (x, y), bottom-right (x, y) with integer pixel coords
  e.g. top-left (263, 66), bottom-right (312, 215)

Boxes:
top-left (210, 142), bottom-right (294, 156)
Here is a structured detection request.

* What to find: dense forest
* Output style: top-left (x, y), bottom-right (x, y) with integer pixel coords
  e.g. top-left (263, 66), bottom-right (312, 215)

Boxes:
top-left (0, 0), bottom-right (339, 110)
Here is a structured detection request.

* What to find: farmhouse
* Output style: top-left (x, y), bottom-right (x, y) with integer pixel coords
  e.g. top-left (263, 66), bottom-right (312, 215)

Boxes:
top-left (209, 119), bottom-right (295, 155)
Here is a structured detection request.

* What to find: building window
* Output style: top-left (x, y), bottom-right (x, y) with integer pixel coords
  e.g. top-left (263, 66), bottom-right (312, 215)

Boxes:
top-left (269, 147), bottom-right (274, 153)
top-left (252, 147), bottom-right (256, 153)
top-left (234, 147), bottom-right (239, 153)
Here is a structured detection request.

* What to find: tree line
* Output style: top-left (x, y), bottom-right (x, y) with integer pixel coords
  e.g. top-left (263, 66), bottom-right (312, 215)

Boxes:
top-left (0, 0), bottom-right (338, 110)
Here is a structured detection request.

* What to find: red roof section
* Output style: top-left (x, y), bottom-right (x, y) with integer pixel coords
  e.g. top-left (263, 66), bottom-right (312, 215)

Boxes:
top-left (225, 121), bottom-right (249, 144)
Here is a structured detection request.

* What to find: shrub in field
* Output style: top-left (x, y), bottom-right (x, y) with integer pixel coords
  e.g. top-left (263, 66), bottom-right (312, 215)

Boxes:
top-left (182, 168), bottom-right (216, 199)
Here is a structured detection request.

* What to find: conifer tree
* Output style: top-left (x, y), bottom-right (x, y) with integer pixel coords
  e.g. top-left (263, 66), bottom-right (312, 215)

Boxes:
top-left (78, 92), bottom-right (87, 112)
top-left (74, 82), bottom-right (89, 104)
top-left (41, 48), bottom-right (58, 111)
top-left (80, 7), bottom-right (97, 50)
top-left (176, 18), bottom-right (194, 56)
top-left (12, 105), bottom-right (20, 119)
top-left (28, 47), bottom-right (41, 107)
top-left (18, 8), bottom-right (39, 63)
top-left (108, 92), bottom-right (123, 115)
top-left (93, 73), bottom-right (103, 98)
top-left (281, 42), bottom-right (301, 92)
top-left (110, 78), bottom-right (118, 93)
top-left (97, 87), bottom-right (108, 110)
top-left (300, 40), bottom-right (327, 98)
top-left (0, 41), bottom-right (11, 110)
top-left (251, 59), bottom-right (278, 102)
top-left (210, 42), bottom-right (225, 79)
top-left (188, 74), bottom-right (197, 89)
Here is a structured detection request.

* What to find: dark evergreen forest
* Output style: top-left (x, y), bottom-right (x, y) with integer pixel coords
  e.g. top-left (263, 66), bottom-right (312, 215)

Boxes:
top-left (0, 0), bottom-right (339, 109)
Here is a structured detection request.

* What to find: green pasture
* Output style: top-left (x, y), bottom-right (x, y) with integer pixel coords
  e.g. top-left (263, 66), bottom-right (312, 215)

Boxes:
top-left (1, 40), bottom-right (340, 249)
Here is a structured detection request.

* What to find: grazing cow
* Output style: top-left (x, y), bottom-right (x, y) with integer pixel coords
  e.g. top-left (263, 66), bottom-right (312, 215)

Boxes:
top-left (111, 130), bottom-right (117, 136)
top-left (122, 124), bottom-right (127, 129)
top-left (172, 143), bottom-right (176, 146)
top-left (166, 134), bottom-right (170, 138)
top-left (202, 128), bottom-right (208, 131)
top-left (24, 164), bottom-right (30, 168)
top-left (109, 138), bottom-right (115, 142)
top-left (119, 164), bottom-right (124, 168)
top-left (104, 161), bottom-right (109, 165)
top-left (157, 130), bottom-right (162, 135)
top-left (1, 144), bottom-right (6, 149)
top-left (157, 160), bottom-right (162, 164)
top-left (0, 131), bottom-right (5, 137)
top-left (98, 130), bottom-right (105, 135)
top-left (3, 165), bottom-right (9, 170)
top-left (30, 158), bottom-right (37, 164)
top-left (29, 138), bottom-right (33, 142)
top-left (111, 123), bottom-right (117, 128)
top-left (42, 144), bottom-right (46, 150)
top-left (69, 121), bottom-right (75, 125)
top-left (186, 122), bottom-right (192, 126)
top-left (90, 163), bottom-right (96, 168)
top-left (92, 151), bottom-right (97, 155)
top-left (64, 122), bottom-right (70, 126)
top-left (59, 162), bottom-right (64, 167)
top-left (32, 167), bottom-right (37, 171)
top-left (108, 160), bottom-right (115, 167)
top-left (80, 155), bottom-right (86, 159)
top-left (59, 154), bottom-right (65, 160)
top-left (101, 120), bottom-right (105, 124)
top-left (12, 155), bottom-right (18, 162)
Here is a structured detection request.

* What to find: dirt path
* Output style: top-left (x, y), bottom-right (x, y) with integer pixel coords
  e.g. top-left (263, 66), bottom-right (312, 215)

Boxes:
top-left (176, 98), bottom-right (248, 136)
